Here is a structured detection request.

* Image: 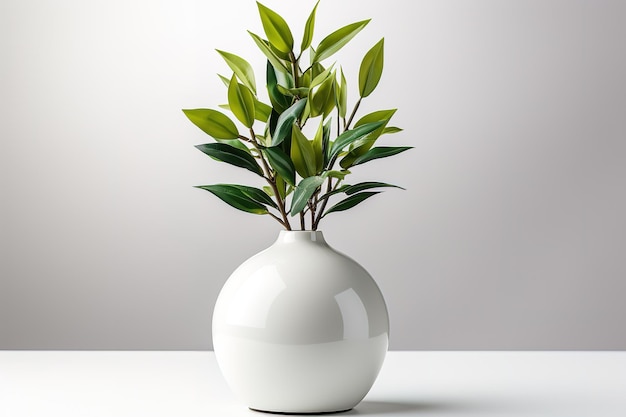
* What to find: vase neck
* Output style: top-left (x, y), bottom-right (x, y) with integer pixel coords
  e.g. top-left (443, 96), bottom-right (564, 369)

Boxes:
top-left (276, 230), bottom-right (326, 245)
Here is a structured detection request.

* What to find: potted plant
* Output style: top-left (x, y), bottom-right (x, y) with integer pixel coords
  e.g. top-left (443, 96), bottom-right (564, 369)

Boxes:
top-left (183, 1), bottom-right (411, 413)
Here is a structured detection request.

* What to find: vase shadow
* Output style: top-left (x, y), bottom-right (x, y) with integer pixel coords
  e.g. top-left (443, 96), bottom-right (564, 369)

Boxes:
top-left (346, 399), bottom-right (481, 415)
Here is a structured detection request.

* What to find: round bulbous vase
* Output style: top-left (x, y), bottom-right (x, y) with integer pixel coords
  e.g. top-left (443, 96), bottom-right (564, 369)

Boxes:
top-left (212, 230), bottom-right (389, 414)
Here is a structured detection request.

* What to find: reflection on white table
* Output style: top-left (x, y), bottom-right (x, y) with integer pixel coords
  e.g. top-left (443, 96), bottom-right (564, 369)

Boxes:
top-left (1, 351), bottom-right (625, 416)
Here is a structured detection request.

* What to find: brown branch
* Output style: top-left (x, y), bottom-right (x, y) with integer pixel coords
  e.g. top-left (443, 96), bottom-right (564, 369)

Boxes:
top-left (345, 97), bottom-right (362, 131)
top-left (249, 128), bottom-right (292, 230)
top-left (313, 177), bottom-right (333, 230)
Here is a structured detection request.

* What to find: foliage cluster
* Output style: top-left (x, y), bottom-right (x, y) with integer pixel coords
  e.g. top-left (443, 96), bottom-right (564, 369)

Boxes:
top-left (183, 1), bottom-right (411, 230)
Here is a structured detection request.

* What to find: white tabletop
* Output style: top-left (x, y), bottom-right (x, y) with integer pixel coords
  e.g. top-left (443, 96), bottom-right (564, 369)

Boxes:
top-left (1, 351), bottom-right (625, 416)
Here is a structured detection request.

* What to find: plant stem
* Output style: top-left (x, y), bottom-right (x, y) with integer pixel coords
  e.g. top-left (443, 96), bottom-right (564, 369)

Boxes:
top-left (313, 95), bottom-right (364, 229)
top-left (299, 212), bottom-right (305, 230)
top-left (268, 212), bottom-right (288, 228)
top-left (249, 128), bottom-right (292, 230)
top-left (313, 177), bottom-right (333, 229)
top-left (302, 63), bottom-right (314, 76)
top-left (345, 97), bottom-right (362, 131)
top-left (289, 52), bottom-right (299, 88)
top-left (310, 199), bottom-right (316, 230)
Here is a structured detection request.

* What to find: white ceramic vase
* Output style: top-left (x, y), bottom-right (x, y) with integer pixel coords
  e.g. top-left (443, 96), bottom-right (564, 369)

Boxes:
top-left (212, 230), bottom-right (389, 414)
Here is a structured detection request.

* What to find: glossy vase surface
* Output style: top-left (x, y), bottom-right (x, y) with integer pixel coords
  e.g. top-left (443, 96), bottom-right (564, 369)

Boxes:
top-left (212, 231), bottom-right (389, 414)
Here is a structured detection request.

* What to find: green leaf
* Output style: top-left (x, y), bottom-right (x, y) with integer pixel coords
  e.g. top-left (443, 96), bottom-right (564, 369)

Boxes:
top-left (301, 69), bottom-right (312, 88)
top-left (194, 111), bottom-right (250, 152)
top-left (249, 32), bottom-right (290, 73)
top-left (337, 67), bottom-right (348, 119)
top-left (228, 75), bottom-right (255, 128)
top-left (312, 119), bottom-right (324, 173)
top-left (257, 2), bottom-right (294, 54)
top-left (327, 121), bottom-right (385, 165)
top-left (276, 175), bottom-right (288, 199)
top-left (383, 126), bottom-right (403, 134)
top-left (301, 0), bottom-right (319, 51)
top-left (318, 179), bottom-right (397, 202)
top-left (205, 109), bottom-right (252, 150)
top-left (196, 184), bottom-right (269, 215)
top-left (340, 109), bottom-right (396, 167)
top-left (254, 99), bottom-right (272, 122)
top-left (217, 138), bottom-right (252, 154)
top-left (268, 108), bottom-right (280, 138)
top-left (195, 143), bottom-right (263, 176)
top-left (291, 175), bottom-right (324, 216)
top-left (323, 170), bottom-right (350, 180)
top-left (313, 19), bottom-right (370, 62)
top-left (291, 125), bottom-right (317, 178)
top-left (322, 118), bottom-right (332, 167)
top-left (264, 146), bottom-right (296, 186)
top-left (272, 98), bottom-right (308, 146)
top-left (310, 63), bottom-right (335, 88)
top-left (274, 62), bottom-right (295, 89)
top-left (276, 85), bottom-right (310, 97)
top-left (351, 146), bottom-right (413, 166)
top-left (182, 109), bottom-right (239, 139)
top-left (309, 70), bottom-right (335, 118)
top-left (321, 78), bottom-right (337, 118)
top-left (216, 50), bottom-right (257, 94)
top-left (318, 184), bottom-right (350, 201)
top-left (205, 184), bottom-right (277, 209)
top-left (359, 38), bottom-right (384, 98)
top-left (217, 74), bottom-right (230, 87)
top-left (263, 185), bottom-right (274, 197)
top-left (266, 61), bottom-right (291, 113)
top-left (344, 181), bottom-right (404, 195)
top-left (307, 62), bottom-right (327, 84)
top-left (300, 62), bottom-right (324, 87)
top-left (354, 109), bottom-right (397, 130)
top-left (237, 184), bottom-right (278, 208)
top-left (218, 98), bottom-right (272, 123)
top-left (322, 191), bottom-right (380, 217)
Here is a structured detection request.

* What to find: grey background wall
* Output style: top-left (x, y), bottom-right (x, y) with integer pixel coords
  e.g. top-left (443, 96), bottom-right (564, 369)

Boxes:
top-left (1, 0), bottom-right (625, 350)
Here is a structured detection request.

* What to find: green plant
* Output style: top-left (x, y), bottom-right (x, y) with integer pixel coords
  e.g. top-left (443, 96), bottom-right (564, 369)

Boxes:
top-left (183, 1), bottom-right (411, 231)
